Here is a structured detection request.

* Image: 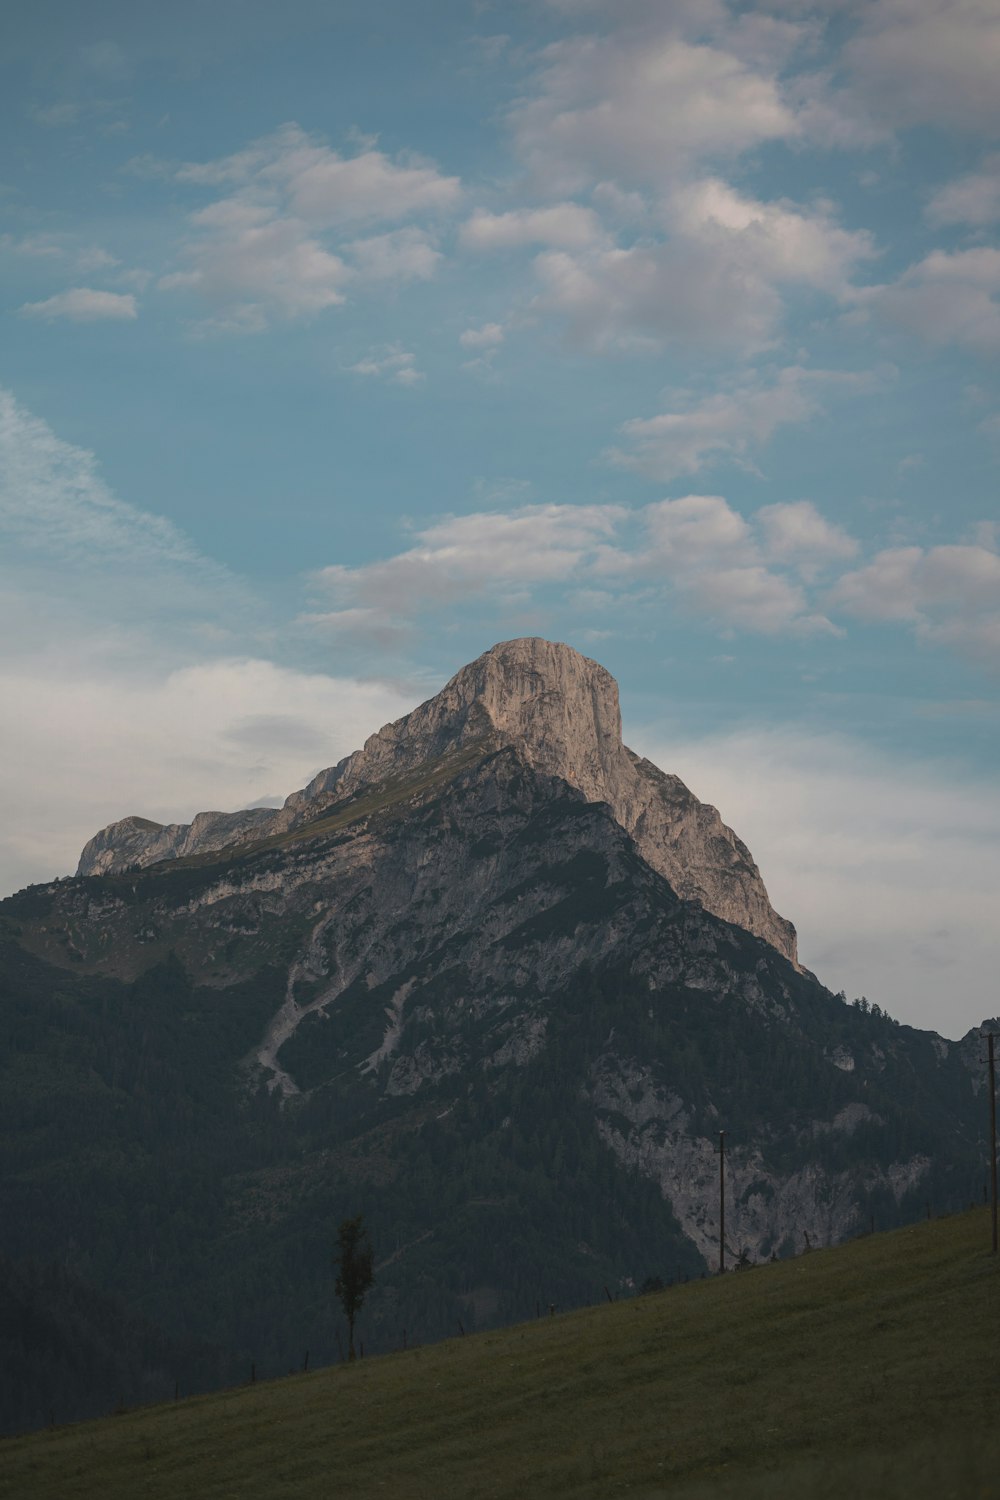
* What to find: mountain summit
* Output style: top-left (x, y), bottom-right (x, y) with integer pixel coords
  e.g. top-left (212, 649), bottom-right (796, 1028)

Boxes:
top-left (77, 637), bottom-right (797, 963)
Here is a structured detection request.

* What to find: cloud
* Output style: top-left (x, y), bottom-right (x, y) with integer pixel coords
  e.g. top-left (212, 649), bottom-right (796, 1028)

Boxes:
top-left (0, 233), bottom-right (64, 259)
top-left (530, 184), bottom-right (873, 354)
top-left (19, 288), bottom-right (137, 322)
top-left (853, 247), bottom-right (1000, 353)
top-left (842, 0), bottom-right (1000, 135)
top-left (926, 155), bottom-right (1000, 226)
top-left (315, 494), bottom-right (851, 640)
top-left (175, 122), bottom-right (460, 225)
top-left (829, 542), bottom-right (1000, 661)
top-left (0, 657), bottom-right (415, 895)
top-left (668, 179), bottom-right (874, 298)
top-left (508, 29), bottom-right (798, 194)
top-left (0, 388), bottom-right (418, 898)
top-left (460, 203), bottom-right (605, 250)
top-left (632, 723), bottom-right (1000, 1036)
top-left (311, 485), bottom-right (997, 659)
top-left (159, 206), bottom-right (350, 323)
top-left (608, 367), bottom-right (887, 480)
top-left (30, 101), bottom-right (84, 127)
top-left (344, 227), bottom-right (441, 282)
top-left (460, 322), bottom-right (505, 349)
top-left (347, 344), bottom-right (425, 385)
top-left (756, 501), bottom-right (860, 574)
top-left (684, 563), bottom-right (815, 634)
top-left (162, 123), bottom-right (460, 328)
top-left (0, 388), bottom-right (207, 572)
top-left (625, 494), bottom-right (843, 635)
top-left (315, 503), bottom-right (625, 617)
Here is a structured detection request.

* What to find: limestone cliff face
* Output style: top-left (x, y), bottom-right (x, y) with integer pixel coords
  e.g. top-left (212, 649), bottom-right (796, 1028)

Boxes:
top-left (77, 807), bottom-right (277, 878)
top-left (76, 637), bottom-right (797, 964)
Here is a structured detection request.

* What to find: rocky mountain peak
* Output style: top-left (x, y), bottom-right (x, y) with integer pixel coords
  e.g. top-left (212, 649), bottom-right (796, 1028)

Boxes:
top-left (75, 636), bottom-right (798, 966)
top-left (298, 638), bottom-right (623, 810)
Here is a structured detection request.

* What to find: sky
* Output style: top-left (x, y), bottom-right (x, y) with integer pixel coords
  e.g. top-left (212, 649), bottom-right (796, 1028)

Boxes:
top-left (1, 0), bottom-right (998, 1038)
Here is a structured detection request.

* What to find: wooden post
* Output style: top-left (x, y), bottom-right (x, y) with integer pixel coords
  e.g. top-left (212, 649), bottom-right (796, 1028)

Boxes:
top-left (715, 1130), bottom-right (726, 1274)
top-left (988, 1033), bottom-right (998, 1255)
top-left (303, 1351), bottom-right (309, 1373)
top-left (251, 1362), bottom-right (255, 1384)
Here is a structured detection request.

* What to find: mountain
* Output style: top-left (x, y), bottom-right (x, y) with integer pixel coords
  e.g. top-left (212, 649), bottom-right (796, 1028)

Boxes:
top-left (0, 638), bottom-right (992, 1429)
top-left (77, 638), bottom-right (797, 963)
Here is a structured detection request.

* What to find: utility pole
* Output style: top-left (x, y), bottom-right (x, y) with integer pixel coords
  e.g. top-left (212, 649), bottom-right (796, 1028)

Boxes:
top-left (986, 1032), bottom-right (997, 1255)
top-left (715, 1130), bottom-right (726, 1274)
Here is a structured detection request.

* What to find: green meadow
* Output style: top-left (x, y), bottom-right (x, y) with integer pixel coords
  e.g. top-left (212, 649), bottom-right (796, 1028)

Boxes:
top-left (2, 1209), bottom-right (997, 1500)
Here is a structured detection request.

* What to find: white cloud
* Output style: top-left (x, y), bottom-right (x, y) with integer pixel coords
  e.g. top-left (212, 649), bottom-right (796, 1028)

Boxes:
top-left (315, 493), bottom-right (848, 640)
top-left (0, 388), bottom-right (206, 570)
top-left (532, 240), bottom-right (780, 353)
top-left (74, 245), bottom-right (119, 273)
top-left (927, 155), bottom-right (1000, 227)
top-left (609, 366), bottom-right (890, 480)
top-left (756, 501), bottom-right (860, 574)
top-left (162, 123), bottom-right (460, 328)
top-left (640, 493), bottom-right (751, 568)
top-left (460, 202), bottom-right (605, 250)
top-left (347, 344), bottom-right (425, 385)
top-left (20, 288), bottom-right (137, 322)
top-left (668, 179), bottom-right (874, 297)
top-left (685, 563), bottom-right (814, 634)
top-left (315, 503), bottom-right (625, 617)
top-left (159, 210), bottom-right (350, 323)
top-left (508, 30), bottom-right (797, 194)
top-left (459, 322), bottom-right (505, 349)
top-left (829, 542), bottom-right (1000, 661)
top-left (842, 0), bottom-right (1000, 134)
top-left (530, 182), bottom-right (873, 354)
top-left (344, 227), bottom-right (441, 282)
top-left (631, 494), bottom-right (841, 635)
top-left (633, 723), bottom-right (1000, 1036)
top-left (853, 247), bottom-right (1000, 354)
top-left (176, 123), bottom-right (460, 227)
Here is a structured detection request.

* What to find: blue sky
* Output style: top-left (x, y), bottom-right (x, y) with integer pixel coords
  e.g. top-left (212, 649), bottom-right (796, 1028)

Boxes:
top-left (2, 0), bottom-right (998, 1035)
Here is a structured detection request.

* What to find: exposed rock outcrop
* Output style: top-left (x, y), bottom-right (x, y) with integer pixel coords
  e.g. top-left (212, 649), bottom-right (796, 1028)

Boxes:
top-left (76, 638), bottom-right (797, 963)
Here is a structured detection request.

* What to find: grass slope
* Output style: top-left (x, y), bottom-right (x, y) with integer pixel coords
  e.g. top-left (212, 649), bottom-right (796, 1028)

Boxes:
top-left (2, 1210), bottom-right (997, 1500)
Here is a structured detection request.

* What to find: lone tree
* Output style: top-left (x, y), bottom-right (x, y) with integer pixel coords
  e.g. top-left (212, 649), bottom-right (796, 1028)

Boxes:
top-left (334, 1215), bottom-right (374, 1361)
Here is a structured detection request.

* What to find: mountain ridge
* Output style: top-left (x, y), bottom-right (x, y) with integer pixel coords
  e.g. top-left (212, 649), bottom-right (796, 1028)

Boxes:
top-left (77, 637), bottom-right (797, 964)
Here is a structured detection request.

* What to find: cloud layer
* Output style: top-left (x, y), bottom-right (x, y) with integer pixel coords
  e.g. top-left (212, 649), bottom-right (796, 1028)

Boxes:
top-left (311, 492), bottom-right (997, 656)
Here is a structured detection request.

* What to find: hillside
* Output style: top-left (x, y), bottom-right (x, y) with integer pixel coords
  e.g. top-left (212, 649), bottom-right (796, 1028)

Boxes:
top-left (1, 1211), bottom-right (997, 1500)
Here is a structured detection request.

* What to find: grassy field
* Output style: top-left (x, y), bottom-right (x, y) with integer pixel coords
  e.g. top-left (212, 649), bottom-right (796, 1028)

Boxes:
top-left (2, 1209), bottom-right (997, 1500)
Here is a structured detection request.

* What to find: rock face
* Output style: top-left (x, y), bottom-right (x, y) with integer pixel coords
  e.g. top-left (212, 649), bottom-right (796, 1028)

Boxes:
top-left (76, 638), bottom-right (797, 964)
top-left (77, 808), bottom-right (277, 877)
